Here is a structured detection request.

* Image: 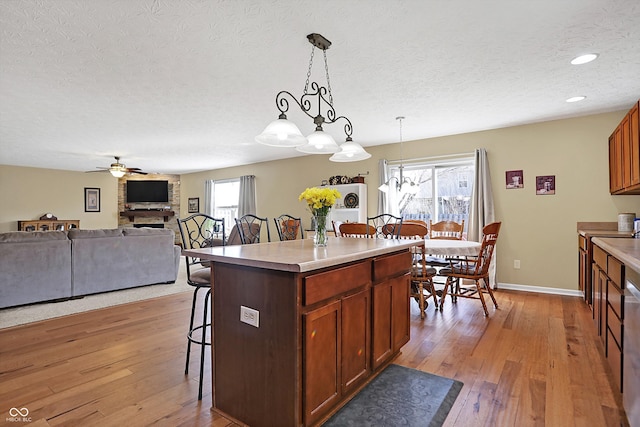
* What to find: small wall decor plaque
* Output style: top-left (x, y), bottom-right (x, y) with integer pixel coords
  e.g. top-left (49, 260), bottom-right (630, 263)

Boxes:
top-left (506, 170), bottom-right (524, 189)
top-left (188, 197), bottom-right (199, 213)
top-left (535, 175), bottom-right (555, 195)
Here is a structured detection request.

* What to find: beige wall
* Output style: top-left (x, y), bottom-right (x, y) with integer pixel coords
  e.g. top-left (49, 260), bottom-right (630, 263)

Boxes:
top-left (0, 165), bottom-right (119, 231)
top-left (3, 110), bottom-right (640, 291)
top-left (180, 110), bottom-right (640, 291)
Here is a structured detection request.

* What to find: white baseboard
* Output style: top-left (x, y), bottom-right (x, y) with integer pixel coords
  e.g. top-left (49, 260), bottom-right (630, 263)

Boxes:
top-left (497, 282), bottom-right (582, 297)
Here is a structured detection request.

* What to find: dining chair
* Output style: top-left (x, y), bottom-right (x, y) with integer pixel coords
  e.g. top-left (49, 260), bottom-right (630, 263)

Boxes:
top-left (367, 214), bottom-right (403, 239)
top-left (332, 220), bottom-right (344, 237)
top-left (397, 222), bottom-right (437, 318)
top-left (274, 214), bottom-right (304, 241)
top-left (429, 219), bottom-right (465, 240)
top-left (235, 214), bottom-right (271, 244)
top-left (438, 221), bottom-right (501, 316)
top-left (339, 222), bottom-right (375, 238)
top-left (426, 219), bottom-right (465, 268)
top-left (177, 213), bottom-right (225, 400)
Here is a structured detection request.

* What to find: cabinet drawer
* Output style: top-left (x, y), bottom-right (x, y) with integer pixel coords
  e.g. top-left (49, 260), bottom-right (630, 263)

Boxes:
top-left (607, 279), bottom-right (625, 320)
top-left (607, 256), bottom-right (624, 288)
top-left (607, 303), bottom-right (623, 349)
top-left (606, 328), bottom-right (623, 393)
top-left (579, 235), bottom-right (587, 251)
top-left (593, 245), bottom-right (607, 269)
top-left (372, 251), bottom-right (411, 282)
top-left (303, 261), bottom-right (370, 306)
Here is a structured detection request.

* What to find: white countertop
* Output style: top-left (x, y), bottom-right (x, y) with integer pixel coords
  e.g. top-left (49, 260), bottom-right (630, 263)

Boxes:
top-left (591, 237), bottom-right (640, 273)
top-left (183, 237), bottom-right (418, 273)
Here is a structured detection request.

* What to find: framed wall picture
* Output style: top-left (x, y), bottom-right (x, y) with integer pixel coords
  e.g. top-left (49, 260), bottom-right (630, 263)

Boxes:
top-left (84, 187), bottom-right (101, 212)
top-left (188, 197), bottom-right (199, 213)
top-left (536, 175), bottom-right (556, 195)
top-left (506, 170), bottom-right (524, 189)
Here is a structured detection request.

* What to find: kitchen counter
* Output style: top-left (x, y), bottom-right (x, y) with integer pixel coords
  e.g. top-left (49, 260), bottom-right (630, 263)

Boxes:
top-left (184, 236), bottom-right (418, 272)
top-left (591, 237), bottom-right (640, 272)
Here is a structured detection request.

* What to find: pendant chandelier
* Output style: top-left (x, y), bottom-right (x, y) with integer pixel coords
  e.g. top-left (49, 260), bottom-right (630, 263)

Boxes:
top-left (378, 116), bottom-right (419, 194)
top-left (255, 33), bottom-right (371, 162)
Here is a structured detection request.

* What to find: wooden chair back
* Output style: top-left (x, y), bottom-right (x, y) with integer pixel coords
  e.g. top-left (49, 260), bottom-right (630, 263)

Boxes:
top-left (429, 220), bottom-right (464, 240)
top-left (339, 222), bottom-right (375, 238)
top-left (397, 222), bottom-right (428, 240)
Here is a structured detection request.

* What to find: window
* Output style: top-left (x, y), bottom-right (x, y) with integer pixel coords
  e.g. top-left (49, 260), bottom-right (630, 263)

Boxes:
top-left (388, 157), bottom-right (474, 233)
top-left (212, 179), bottom-right (240, 229)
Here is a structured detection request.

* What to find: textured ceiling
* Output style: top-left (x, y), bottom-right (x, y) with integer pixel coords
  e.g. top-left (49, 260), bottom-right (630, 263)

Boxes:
top-left (1, 0), bottom-right (639, 174)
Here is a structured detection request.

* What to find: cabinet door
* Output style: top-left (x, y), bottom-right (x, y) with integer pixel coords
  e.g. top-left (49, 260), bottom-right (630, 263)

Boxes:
top-left (371, 272), bottom-right (411, 370)
top-left (303, 300), bottom-right (341, 425)
top-left (609, 127), bottom-right (624, 193)
top-left (341, 289), bottom-right (370, 395)
top-left (630, 102), bottom-right (640, 187)
top-left (392, 273), bottom-right (411, 351)
top-left (622, 114), bottom-right (632, 189)
top-left (371, 280), bottom-right (393, 370)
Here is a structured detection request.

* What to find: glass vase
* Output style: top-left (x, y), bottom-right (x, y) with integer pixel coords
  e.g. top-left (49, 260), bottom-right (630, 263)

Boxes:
top-left (313, 214), bottom-right (328, 247)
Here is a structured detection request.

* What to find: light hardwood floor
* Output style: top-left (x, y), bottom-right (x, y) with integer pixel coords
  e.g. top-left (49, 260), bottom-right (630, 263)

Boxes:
top-left (0, 289), bottom-right (629, 426)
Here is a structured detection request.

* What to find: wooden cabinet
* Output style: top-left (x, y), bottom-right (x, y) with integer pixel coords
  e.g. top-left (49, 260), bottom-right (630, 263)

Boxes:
top-left (371, 251), bottom-right (412, 370)
top-left (18, 219), bottom-right (79, 231)
top-left (204, 242), bottom-right (412, 427)
top-left (303, 287), bottom-right (370, 425)
top-left (609, 100), bottom-right (640, 194)
top-left (592, 242), bottom-right (626, 393)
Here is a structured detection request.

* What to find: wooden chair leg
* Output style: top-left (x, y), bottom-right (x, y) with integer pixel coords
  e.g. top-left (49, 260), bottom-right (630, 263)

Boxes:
top-left (427, 277), bottom-right (438, 310)
top-left (483, 277), bottom-right (498, 308)
top-left (418, 282), bottom-right (425, 319)
top-left (440, 277), bottom-right (452, 311)
top-left (475, 279), bottom-right (489, 316)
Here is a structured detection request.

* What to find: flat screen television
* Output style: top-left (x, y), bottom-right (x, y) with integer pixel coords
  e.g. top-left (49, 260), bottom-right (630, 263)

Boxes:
top-left (126, 180), bottom-right (169, 203)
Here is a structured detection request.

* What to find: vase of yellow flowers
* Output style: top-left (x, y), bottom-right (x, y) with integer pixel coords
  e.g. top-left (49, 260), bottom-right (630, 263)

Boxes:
top-left (299, 187), bottom-right (342, 247)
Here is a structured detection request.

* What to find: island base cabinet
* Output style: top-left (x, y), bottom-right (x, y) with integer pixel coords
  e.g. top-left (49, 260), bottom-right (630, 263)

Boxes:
top-left (303, 288), bottom-right (370, 426)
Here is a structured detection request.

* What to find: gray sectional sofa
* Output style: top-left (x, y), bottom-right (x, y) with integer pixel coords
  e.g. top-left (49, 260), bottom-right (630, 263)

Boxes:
top-left (0, 227), bottom-right (181, 309)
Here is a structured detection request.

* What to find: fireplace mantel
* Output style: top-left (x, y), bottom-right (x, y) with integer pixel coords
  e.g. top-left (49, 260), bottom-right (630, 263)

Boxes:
top-left (120, 210), bottom-right (175, 222)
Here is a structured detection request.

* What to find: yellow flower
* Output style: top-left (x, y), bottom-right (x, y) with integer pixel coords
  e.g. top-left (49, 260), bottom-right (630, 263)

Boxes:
top-left (299, 187), bottom-right (342, 215)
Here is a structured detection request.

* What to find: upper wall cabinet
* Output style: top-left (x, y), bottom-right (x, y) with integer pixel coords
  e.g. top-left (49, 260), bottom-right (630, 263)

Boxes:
top-left (609, 100), bottom-right (640, 194)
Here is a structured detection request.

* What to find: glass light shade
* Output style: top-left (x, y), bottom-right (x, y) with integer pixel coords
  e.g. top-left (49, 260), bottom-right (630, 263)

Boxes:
top-left (110, 168), bottom-right (126, 178)
top-left (255, 118), bottom-right (307, 147)
top-left (295, 130), bottom-right (340, 154)
top-left (378, 182), bottom-right (390, 193)
top-left (329, 139), bottom-right (372, 162)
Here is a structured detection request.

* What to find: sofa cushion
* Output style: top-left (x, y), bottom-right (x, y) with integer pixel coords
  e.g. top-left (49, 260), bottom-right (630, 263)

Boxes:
top-left (123, 227), bottom-right (174, 237)
top-left (0, 230), bottom-right (68, 243)
top-left (68, 228), bottom-right (123, 239)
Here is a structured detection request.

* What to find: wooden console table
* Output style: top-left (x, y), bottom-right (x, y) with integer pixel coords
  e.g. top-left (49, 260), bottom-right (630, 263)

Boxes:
top-left (184, 237), bottom-right (416, 427)
top-left (119, 210), bottom-right (175, 222)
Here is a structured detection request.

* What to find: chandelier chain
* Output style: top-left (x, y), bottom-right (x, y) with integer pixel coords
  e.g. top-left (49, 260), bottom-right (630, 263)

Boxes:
top-left (304, 45), bottom-right (315, 95)
top-left (323, 50), bottom-right (334, 106)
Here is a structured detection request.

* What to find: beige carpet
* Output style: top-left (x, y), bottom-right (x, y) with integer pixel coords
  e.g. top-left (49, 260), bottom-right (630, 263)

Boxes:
top-left (0, 259), bottom-right (191, 329)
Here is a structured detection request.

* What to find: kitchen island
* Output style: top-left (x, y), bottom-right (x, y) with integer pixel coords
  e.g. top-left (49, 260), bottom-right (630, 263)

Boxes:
top-left (184, 236), bottom-right (417, 427)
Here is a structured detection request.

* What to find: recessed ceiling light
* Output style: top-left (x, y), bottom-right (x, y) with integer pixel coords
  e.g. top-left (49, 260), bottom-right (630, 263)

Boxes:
top-left (566, 96), bottom-right (586, 103)
top-left (571, 53), bottom-right (599, 65)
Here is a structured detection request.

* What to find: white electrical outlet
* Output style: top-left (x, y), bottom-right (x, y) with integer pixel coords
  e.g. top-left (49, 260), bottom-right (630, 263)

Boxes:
top-left (514, 259), bottom-right (521, 269)
top-left (240, 305), bottom-right (259, 328)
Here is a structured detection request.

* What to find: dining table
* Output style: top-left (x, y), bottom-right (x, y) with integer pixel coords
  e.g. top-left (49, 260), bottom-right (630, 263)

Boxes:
top-left (421, 238), bottom-right (497, 288)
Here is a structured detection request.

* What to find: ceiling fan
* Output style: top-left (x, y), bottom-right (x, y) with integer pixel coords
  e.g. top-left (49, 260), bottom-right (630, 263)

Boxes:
top-left (88, 156), bottom-right (148, 177)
